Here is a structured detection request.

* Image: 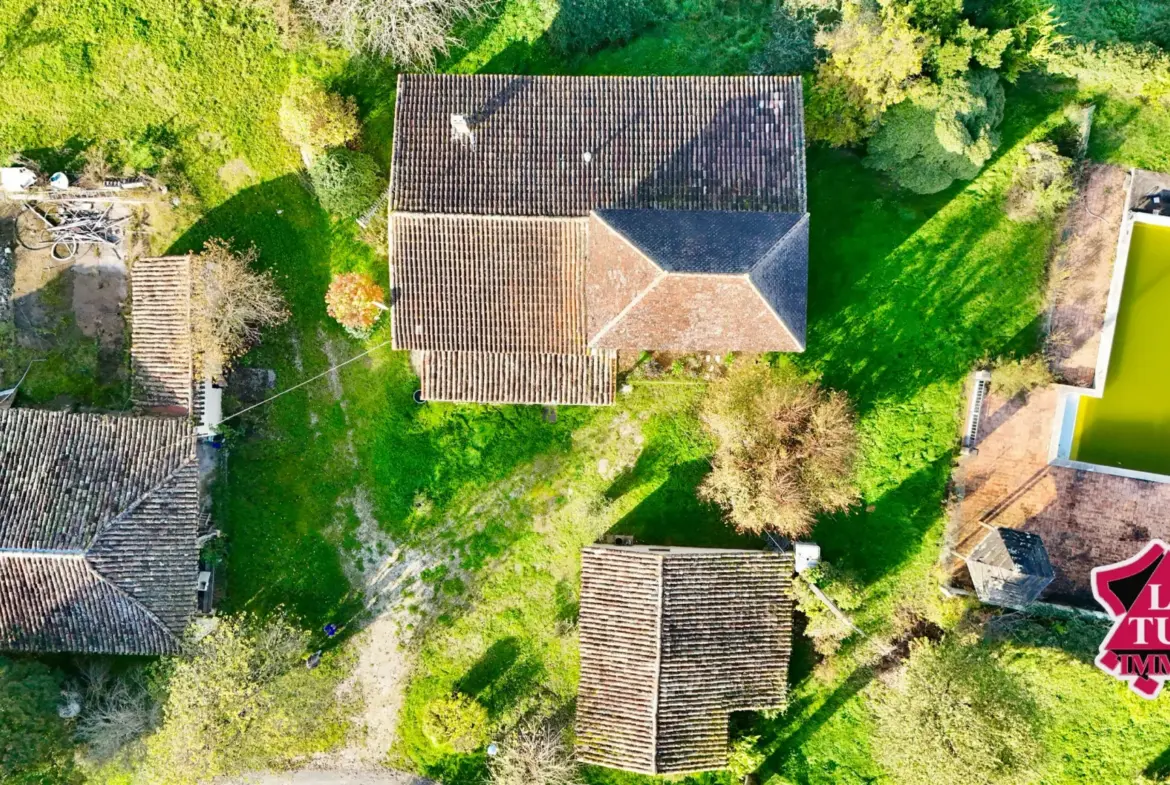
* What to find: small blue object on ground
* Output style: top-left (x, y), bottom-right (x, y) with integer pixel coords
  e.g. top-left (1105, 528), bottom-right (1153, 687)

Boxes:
top-left (324, 624), bottom-right (338, 637)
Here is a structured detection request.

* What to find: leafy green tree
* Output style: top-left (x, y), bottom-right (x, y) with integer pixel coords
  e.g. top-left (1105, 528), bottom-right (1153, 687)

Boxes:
top-left (865, 69), bottom-right (1005, 193)
top-left (698, 360), bottom-right (860, 538)
top-left (309, 148), bottom-right (384, 219)
top-left (871, 637), bottom-right (1046, 785)
top-left (279, 75), bottom-right (360, 159)
top-left (421, 694), bottom-right (489, 754)
top-left (0, 657), bottom-right (76, 784)
top-left (140, 614), bottom-right (354, 785)
top-left (807, 0), bottom-right (932, 146)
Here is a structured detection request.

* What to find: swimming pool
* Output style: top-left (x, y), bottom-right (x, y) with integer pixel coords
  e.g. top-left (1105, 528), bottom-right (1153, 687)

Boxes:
top-left (1070, 221), bottom-right (1170, 475)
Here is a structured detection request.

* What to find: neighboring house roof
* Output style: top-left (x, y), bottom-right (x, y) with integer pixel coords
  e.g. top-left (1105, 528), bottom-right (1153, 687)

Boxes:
top-left (389, 74), bottom-right (809, 406)
top-left (576, 545), bottom-right (795, 775)
top-left (0, 409), bottom-right (199, 655)
top-left (131, 255), bottom-right (194, 413)
top-left (967, 527), bottom-right (1055, 609)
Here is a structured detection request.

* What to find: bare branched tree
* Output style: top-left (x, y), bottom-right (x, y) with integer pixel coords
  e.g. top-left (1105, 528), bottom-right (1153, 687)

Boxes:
top-left (698, 359), bottom-right (860, 538)
top-left (489, 719), bottom-right (582, 785)
top-left (190, 239), bottom-right (290, 379)
top-left (75, 663), bottom-right (159, 763)
top-left (296, 0), bottom-right (490, 67)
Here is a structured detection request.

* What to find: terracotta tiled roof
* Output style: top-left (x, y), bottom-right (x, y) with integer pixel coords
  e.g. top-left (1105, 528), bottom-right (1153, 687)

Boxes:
top-left (391, 215), bottom-right (587, 353)
top-left (419, 350), bottom-right (615, 406)
top-left (131, 256), bottom-right (194, 413)
top-left (0, 409), bottom-right (199, 654)
top-left (389, 74), bottom-right (810, 404)
top-left (391, 74), bottom-right (807, 216)
top-left (576, 546), bottom-right (795, 775)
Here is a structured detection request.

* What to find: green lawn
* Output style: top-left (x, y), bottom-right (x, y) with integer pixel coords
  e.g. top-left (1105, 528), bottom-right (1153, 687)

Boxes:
top-left (6, 0), bottom-right (1170, 783)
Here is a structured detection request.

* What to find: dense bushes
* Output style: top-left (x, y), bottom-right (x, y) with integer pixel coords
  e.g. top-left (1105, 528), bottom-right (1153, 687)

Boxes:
top-left (309, 148), bottom-right (383, 218)
top-left (0, 658), bottom-right (75, 784)
top-left (141, 614), bottom-right (353, 784)
top-left (1005, 142), bottom-right (1075, 222)
top-left (549, 0), bottom-right (668, 54)
top-left (865, 69), bottom-right (1005, 194)
top-left (871, 637), bottom-right (1045, 785)
top-left (698, 360), bottom-right (859, 538)
top-left (990, 354), bottom-right (1053, 398)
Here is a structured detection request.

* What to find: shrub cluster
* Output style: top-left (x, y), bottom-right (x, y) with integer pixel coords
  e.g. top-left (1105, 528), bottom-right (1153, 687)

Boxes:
top-left (309, 148), bottom-right (383, 219)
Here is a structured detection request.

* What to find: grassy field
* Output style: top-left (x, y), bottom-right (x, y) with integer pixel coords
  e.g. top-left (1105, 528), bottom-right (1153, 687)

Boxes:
top-left (5, 0), bottom-right (1170, 783)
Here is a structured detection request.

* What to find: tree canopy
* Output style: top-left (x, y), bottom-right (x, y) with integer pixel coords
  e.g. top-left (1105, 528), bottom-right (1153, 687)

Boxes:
top-left (698, 360), bottom-right (860, 538)
top-left (864, 68), bottom-right (1005, 194)
top-left (871, 637), bottom-right (1046, 785)
top-left (0, 657), bottom-right (76, 784)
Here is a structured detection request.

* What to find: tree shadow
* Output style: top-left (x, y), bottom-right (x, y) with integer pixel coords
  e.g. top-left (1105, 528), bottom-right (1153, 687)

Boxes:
top-left (456, 636), bottom-right (546, 719)
top-left (606, 457), bottom-right (755, 548)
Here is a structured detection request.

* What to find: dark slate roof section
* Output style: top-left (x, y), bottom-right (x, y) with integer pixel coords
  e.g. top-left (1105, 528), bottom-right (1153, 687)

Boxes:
top-left (967, 528), bottom-right (1055, 609)
top-left (0, 409), bottom-right (199, 655)
top-left (391, 74), bottom-right (807, 216)
top-left (593, 210), bottom-right (803, 274)
top-left (749, 213), bottom-right (810, 349)
top-left (576, 546), bottom-right (794, 775)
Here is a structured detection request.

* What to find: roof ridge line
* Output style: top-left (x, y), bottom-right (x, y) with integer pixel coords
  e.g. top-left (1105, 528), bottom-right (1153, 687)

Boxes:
top-left (0, 550), bottom-right (86, 558)
top-left (84, 458), bottom-right (198, 552)
top-left (746, 212), bottom-right (810, 275)
top-left (587, 212), bottom-right (667, 348)
top-left (391, 212), bottom-right (587, 223)
top-left (80, 556), bottom-right (183, 647)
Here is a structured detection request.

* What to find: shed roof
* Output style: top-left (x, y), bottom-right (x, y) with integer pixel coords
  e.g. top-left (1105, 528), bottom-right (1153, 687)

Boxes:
top-left (967, 528), bottom-right (1054, 608)
top-left (131, 255), bottom-right (195, 413)
top-left (0, 409), bottom-right (199, 654)
top-left (576, 545), bottom-right (795, 774)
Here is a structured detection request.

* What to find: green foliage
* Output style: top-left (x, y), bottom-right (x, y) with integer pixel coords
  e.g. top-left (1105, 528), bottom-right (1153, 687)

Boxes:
top-left (871, 636), bottom-right (1045, 785)
top-left (139, 613), bottom-right (353, 784)
top-left (807, 0), bottom-right (931, 146)
top-left (421, 694), bottom-right (490, 754)
top-left (280, 75), bottom-right (360, 157)
top-left (752, 0), bottom-right (829, 75)
top-left (1047, 0), bottom-right (1170, 48)
top-left (0, 657), bottom-right (76, 784)
top-left (309, 148), bottom-right (383, 218)
top-left (865, 69), bottom-right (1005, 193)
top-left (793, 563), bottom-right (863, 657)
top-left (989, 354), bottom-right (1053, 397)
top-left (549, 0), bottom-right (668, 54)
top-left (1045, 41), bottom-right (1170, 100)
top-left (1005, 142), bottom-right (1075, 222)
top-left (698, 360), bottom-right (860, 538)
top-left (727, 734), bottom-right (765, 780)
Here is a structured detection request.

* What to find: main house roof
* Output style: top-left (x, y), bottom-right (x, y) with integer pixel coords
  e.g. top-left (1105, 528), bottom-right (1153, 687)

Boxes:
top-left (389, 74), bottom-right (809, 405)
top-left (0, 409), bottom-right (199, 655)
top-left (576, 545), bottom-right (795, 775)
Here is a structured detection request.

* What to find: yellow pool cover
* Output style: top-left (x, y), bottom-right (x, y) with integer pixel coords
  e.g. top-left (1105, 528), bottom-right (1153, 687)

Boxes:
top-left (1072, 221), bottom-right (1170, 475)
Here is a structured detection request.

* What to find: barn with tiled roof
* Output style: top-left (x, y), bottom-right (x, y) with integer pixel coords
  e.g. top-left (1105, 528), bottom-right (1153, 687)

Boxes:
top-left (389, 74), bottom-right (809, 406)
top-left (575, 545), bottom-right (795, 775)
top-left (0, 409), bottom-right (200, 655)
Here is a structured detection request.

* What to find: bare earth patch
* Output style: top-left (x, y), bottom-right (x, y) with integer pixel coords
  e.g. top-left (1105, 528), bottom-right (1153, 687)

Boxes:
top-left (219, 158), bottom-right (260, 192)
top-left (1046, 164), bottom-right (1127, 388)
